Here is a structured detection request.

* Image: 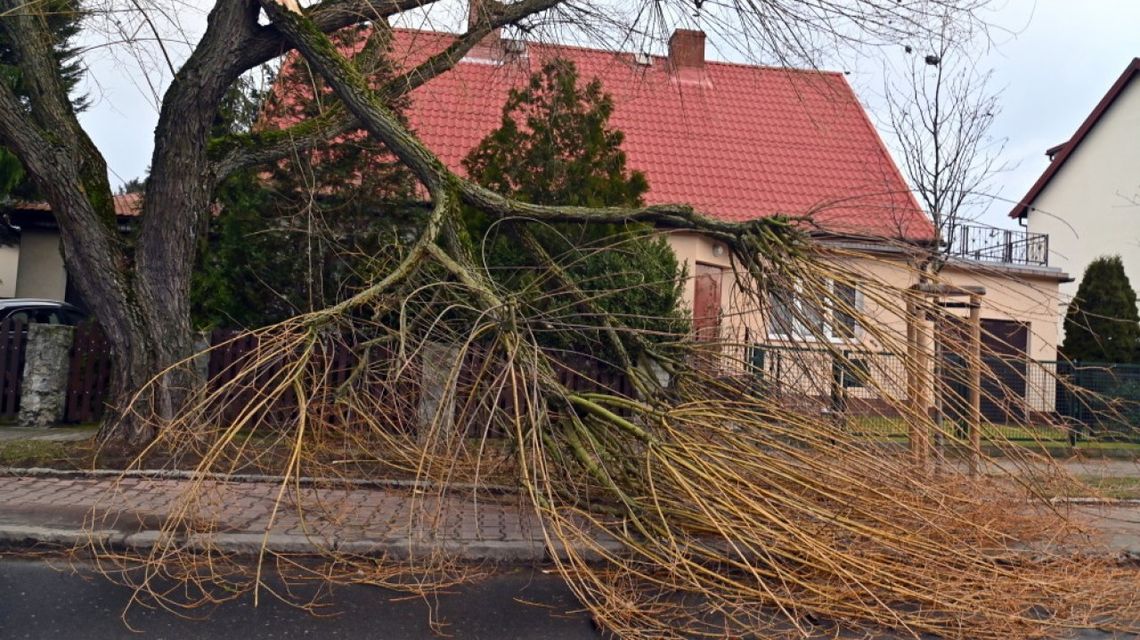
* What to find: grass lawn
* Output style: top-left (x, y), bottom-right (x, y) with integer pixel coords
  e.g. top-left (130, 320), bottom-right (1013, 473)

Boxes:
top-left (1064, 475), bottom-right (1140, 500)
top-left (846, 416), bottom-right (1140, 459)
top-left (0, 437), bottom-right (97, 468)
top-left (0, 426), bottom-right (522, 483)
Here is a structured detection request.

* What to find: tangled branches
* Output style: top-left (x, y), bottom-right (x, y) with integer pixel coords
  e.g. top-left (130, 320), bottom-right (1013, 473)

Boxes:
top-left (70, 4), bottom-right (1140, 637)
top-left (80, 205), bottom-right (1139, 637)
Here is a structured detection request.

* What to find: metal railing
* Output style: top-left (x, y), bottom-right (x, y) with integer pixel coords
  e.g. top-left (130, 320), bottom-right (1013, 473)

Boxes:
top-left (739, 342), bottom-right (1140, 444)
top-left (946, 223), bottom-right (1049, 267)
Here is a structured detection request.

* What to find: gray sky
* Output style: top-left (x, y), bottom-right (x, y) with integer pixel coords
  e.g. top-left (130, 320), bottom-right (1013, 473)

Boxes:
top-left (948, 0), bottom-right (1140, 227)
top-left (75, 0), bottom-right (1139, 230)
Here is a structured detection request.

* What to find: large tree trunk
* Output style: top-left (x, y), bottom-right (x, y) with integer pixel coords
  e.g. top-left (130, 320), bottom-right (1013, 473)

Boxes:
top-left (0, 0), bottom-right (559, 452)
top-left (30, 164), bottom-right (193, 447)
top-left (88, 257), bottom-right (200, 447)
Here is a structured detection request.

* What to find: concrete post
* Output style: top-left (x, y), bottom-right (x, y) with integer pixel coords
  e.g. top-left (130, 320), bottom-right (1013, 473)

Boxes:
top-left (417, 341), bottom-right (458, 443)
top-left (192, 330), bottom-right (212, 383)
top-left (634, 352), bottom-right (671, 401)
top-left (18, 324), bottom-right (75, 428)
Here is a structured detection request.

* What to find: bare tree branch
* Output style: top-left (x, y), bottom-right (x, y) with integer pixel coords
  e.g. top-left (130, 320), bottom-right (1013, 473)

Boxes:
top-left (883, 14), bottom-right (1004, 265)
top-left (213, 0), bottom-right (566, 181)
top-left (254, 0), bottom-right (811, 260)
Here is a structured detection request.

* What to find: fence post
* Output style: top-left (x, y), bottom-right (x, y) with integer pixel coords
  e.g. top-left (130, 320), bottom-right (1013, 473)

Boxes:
top-left (18, 324), bottom-right (75, 428)
top-left (1066, 360), bottom-right (1080, 446)
top-left (192, 330), bottom-right (211, 383)
top-left (418, 341), bottom-right (458, 443)
top-left (967, 295), bottom-right (982, 477)
top-left (634, 352), bottom-right (671, 400)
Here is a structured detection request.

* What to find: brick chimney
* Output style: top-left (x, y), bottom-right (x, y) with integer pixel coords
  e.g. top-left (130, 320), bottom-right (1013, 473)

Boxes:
top-left (465, 0), bottom-right (504, 62)
top-left (468, 0), bottom-right (502, 42)
top-left (668, 29), bottom-right (706, 72)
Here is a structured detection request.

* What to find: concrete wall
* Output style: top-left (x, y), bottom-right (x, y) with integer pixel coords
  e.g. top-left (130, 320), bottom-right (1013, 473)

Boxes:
top-left (15, 229), bottom-right (67, 300)
top-left (1025, 75), bottom-right (1140, 328)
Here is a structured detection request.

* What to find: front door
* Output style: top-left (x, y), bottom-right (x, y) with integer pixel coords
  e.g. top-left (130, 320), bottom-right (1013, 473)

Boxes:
top-left (693, 264), bottom-right (723, 341)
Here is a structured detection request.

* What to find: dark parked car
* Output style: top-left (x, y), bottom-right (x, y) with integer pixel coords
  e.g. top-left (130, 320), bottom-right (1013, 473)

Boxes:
top-left (0, 299), bottom-right (88, 326)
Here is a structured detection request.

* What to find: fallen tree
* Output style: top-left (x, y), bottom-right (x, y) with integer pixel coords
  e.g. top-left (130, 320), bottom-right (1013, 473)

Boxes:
top-left (75, 4), bottom-right (1139, 638)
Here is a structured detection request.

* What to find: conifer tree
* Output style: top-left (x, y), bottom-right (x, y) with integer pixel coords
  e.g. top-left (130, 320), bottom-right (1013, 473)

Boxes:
top-left (0, 0), bottom-right (86, 200)
top-left (463, 59), bottom-right (685, 363)
top-left (1061, 255), bottom-right (1140, 363)
top-left (193, 27), bottom-right (418, 328)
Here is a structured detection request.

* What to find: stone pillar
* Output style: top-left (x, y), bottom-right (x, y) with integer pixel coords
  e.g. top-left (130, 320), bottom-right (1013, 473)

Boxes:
top-left (417, 341), bottom-right (458, 442)
top-left (18, 324), bottom-right (75, 428)
top-left (634, 352), bottom-right (671, 401)
top-left (192, 330), bottom-right (212, 383)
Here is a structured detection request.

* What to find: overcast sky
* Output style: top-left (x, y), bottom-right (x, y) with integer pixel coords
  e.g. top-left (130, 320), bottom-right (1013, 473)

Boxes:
top-left (75, 0), bottom-right (1139, 230)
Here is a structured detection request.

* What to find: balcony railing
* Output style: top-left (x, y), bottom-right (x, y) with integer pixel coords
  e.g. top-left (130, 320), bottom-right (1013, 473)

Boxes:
top-left (946, 223), bottom-right (1049, 267)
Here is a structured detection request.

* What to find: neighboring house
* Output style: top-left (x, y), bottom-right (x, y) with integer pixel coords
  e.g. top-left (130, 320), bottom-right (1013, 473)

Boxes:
top-left (0, 193), bottom-right (140, 303)
top-left (1010, 58), bottom-right (1140, 332)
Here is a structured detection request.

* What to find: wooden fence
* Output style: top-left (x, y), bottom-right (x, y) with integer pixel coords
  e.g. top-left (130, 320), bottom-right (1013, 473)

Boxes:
top-left (205, 331), bottom-right (635, 434)
top-left (0, 324), bottom-right (633, 426)
top-left (64, 323), bottom-right (114, 423)
top-left (0, 318), bottom-right (28, 419)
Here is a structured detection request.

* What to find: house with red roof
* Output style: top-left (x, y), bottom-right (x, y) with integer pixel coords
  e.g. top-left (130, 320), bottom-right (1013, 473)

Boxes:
top-left (398, 28), bottom-right (932, 240)
top-left (375, 26), bottom-right (1069, 377)
top-left (1010, 58), bottom-right (1140, 331)
top-left (3, 23), bottom-right (1073, 419)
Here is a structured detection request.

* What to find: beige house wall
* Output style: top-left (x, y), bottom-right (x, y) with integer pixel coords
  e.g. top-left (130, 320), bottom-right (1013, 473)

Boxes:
top-left (844, 255), bottom-right (1063, 413)
top-left (1025, 76), bottom-right (1140, 329)
top-left (15, 229), bottom-right (67, 300)
top-left (0, 244), bottom-right (20, 298)
top-left (667, 231), bottom-right (1067, 414)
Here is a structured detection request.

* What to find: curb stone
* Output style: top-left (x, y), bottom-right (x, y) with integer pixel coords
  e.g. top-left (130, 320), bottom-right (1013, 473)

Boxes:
top-left (0, 525), bottom-right (113, 548)
top-left (0, 524), bottom-right (556, 562)
top-left (0, 467), bottom-right (519, 496)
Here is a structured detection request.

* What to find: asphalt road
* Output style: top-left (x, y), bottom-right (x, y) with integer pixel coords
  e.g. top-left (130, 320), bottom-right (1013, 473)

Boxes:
top-left (0, 555), bottom-right (601, 639)
top-left (2, 554), bottom-right (1136, 639)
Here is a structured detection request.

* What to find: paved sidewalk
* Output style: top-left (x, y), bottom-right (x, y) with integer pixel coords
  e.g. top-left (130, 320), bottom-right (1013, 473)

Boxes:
top-left (1, 472), bottom-right (1140, 562)
top-left (0, 474), bottom-right (560, 561)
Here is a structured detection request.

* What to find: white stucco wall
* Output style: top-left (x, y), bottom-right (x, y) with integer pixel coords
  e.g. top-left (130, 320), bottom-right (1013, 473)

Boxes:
top-left (1025, 75), bottom-right (1140, 327)
top-left (15, 229), bottom-right (67, 300)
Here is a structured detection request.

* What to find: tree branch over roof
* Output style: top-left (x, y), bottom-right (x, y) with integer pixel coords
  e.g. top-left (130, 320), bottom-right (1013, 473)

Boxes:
top-left (214, 0), bottom-right (565, 181)
top-left (238, 0), bottom-right (435, 69)
top-left (255, 0), bottom-right (812, 263)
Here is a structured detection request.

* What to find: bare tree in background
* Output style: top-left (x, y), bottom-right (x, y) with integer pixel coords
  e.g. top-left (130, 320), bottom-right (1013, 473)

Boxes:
top-left (885, 14), bottom-right (1004, 273)
top-left (883, 20), bottom-right (1005, 447)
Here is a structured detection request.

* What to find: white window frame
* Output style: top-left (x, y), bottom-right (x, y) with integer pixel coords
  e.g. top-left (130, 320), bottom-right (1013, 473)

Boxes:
top-left (766, 279), bottom-right (861, 342)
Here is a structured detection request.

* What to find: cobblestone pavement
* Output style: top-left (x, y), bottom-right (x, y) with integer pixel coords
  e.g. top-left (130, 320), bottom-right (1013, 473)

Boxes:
top-left (1, 472), bottom-right (1140, 560)
top-left (0, 474), bottom-right (554, 559)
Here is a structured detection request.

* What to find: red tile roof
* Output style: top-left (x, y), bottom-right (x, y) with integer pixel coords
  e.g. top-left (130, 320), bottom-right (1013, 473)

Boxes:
top-left (9, 193), bottom-right (142, 217)
top-left (1009, 57), bottom-right (1140, 219)
top-left (378, 29), bottom-right (930, 240)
